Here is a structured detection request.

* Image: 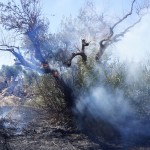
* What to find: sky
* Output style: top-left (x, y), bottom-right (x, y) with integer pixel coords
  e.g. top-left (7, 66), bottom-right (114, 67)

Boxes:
top-left (0, 0), bottom-right (150, 67)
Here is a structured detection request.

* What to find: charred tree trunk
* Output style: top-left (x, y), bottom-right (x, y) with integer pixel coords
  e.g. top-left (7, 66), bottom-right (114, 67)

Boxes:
top-left (27, 31), bottom-right (75, 107)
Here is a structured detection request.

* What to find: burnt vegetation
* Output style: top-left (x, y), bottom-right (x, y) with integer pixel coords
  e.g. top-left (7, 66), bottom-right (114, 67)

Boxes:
top-left (0, 0), bottom-right (150, 149)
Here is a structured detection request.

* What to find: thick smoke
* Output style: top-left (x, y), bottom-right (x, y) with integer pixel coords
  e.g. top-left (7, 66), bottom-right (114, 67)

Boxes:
top-left (76, 87), bottom-right (132, 125)
top-left (75, 81), bottom-right (150, 145)
top-left (73, 13), bottom-right (150, 145)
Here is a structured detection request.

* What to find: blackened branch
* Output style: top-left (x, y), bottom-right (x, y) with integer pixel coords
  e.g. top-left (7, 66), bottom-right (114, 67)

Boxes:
top-left (64, 39), bottom-right (90, 67)
top-left (0, 44), bottom-right (19, 50)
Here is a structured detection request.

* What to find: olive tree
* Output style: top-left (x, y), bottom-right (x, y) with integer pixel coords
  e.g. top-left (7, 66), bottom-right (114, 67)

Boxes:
top-left (0, 0), bottom-right (149, 107)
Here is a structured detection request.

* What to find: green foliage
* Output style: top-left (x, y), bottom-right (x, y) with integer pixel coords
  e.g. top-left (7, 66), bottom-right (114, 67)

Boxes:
top-left (30, 74), bottom-right (66, 112)
top-left (75, 55), bottom-right (99, 90)
top-left (103, 60), bottom-right (127, 89)
top-left (71, 52), bottom-right (150, 119)
top-left (72, 53), bottom-right (126, 93)
top-left (23, 70), bottom-right (39, 86)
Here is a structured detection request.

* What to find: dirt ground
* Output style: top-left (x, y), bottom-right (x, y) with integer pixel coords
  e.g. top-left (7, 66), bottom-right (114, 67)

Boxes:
top-left (1, 106), bottom-right (150, 150)
top-left (0, 106), bottom-right (101, 150)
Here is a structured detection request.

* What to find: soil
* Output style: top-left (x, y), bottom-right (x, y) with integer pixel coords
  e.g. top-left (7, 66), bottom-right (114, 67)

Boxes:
top-left (0, 106), bottom-right (101, 150)
top-left (0, 105), bottom-right (150, 150)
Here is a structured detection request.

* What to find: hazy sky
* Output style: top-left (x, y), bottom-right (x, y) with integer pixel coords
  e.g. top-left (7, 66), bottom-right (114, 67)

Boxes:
top-left (0, 0), bottom-right (150, 67)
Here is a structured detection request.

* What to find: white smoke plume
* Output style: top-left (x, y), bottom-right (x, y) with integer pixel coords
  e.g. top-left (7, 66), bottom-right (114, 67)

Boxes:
top-left (75, 84), bottom-right (150, 145)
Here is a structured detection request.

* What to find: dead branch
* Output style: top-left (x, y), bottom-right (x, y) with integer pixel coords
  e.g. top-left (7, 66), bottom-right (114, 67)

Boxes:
top-left (0, 48), bottom-right (13, 52)
top-left (64, 39), bottom-right (90, 67)
top-left (112, 17), bottom-right (142, 43)
top-left (111, 0), bottom-right (136, 35)
top-left (96, 0), bottom-right (138, 61)
top-left (0, 44), bottom-right (19, 50)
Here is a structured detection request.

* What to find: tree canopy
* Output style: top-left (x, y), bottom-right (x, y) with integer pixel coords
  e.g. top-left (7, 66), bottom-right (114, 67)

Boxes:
top-left (0, 0), bottom-right (149, 107)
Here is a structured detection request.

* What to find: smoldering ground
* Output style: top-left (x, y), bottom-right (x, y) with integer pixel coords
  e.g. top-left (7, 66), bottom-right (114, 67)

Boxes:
top-left (74, 84), bottom-right (150, 148)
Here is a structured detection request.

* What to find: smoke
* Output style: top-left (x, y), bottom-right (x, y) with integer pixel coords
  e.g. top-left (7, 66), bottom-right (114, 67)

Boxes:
top-left (114, 14), bottom-right (150, 63)
top-left (76, 87), bottom-right (133, 128)
top-left (75, 83), bottom-right (150, 146)
top-left (70, 16), bottom-right (150, 142)
top-left (0, 106), bottom-right (39, 136)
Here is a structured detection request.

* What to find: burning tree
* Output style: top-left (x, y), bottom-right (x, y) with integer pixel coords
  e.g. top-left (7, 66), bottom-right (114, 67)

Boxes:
top-left (0, 0), bottom-right (149, 108)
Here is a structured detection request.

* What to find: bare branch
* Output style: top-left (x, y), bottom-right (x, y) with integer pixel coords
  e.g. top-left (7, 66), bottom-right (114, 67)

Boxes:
top-left (95, 17), bottom-right (142, 61)
top-left (0, 48), bottom-right (13, 52)
top-left (64, 39), bottom-right (90, 67)
top-left (95, 0), bottom-right (144, 61)
top-left (112, 17), bottom-right (142, 43)
top-left (111, 0), bottom-right (136, 33)
top-left (0, 44), bottom-right (19, 50)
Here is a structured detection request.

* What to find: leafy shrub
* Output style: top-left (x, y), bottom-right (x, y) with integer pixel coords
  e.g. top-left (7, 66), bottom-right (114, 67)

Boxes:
top-left (72, 55), bottom-right (100, 93)
top-left (72, 54), bottom-right (150, 119)
top-left (23, 70), bottom-right (39, 86)
top-left (30, 74), bottom-right (66, 112)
